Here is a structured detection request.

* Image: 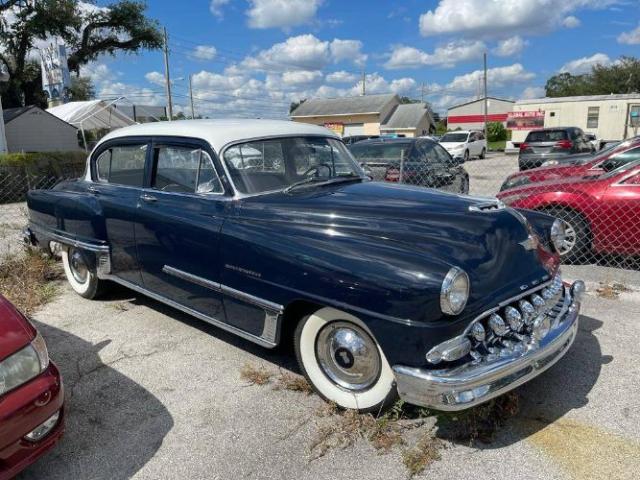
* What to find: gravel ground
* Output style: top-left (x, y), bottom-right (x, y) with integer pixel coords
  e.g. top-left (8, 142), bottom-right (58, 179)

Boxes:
top-left (16, 275), bottom-right (640, 480)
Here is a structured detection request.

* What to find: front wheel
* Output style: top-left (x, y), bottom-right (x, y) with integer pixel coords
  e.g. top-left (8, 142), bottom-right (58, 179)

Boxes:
top-left (294, 307), bottom-right (397, 412)
top-left (479, 147), bottom-right (486, 159)
top-left (463, 150), bottom-right (470, 162)
top-left (61, 247), bottom-right (106, 299)
top-left (546, 208), bottom-right (592, 263)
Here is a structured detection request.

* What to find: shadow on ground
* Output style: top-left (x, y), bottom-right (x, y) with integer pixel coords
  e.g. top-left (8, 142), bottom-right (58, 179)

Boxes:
top-left (18, 319), bottom-right (174, 480)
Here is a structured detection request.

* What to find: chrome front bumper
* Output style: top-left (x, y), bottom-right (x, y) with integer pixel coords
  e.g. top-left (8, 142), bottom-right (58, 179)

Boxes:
top-left (392, 281), bottom-right (581, 411)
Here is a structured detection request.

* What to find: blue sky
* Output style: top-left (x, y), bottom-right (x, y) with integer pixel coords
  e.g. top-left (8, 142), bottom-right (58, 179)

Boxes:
top-left (82, 0), bottom-right (640, 117)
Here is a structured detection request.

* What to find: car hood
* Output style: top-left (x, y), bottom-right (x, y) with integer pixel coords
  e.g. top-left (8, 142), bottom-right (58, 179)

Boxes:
top-left (499, 173), bottom-right (607, 198)
top-left (0, 296), bottom-right (35, 361)
top-left (240, 181), bottom-right (557, 300)
top-left (440, 142), bottom-right (464, 149)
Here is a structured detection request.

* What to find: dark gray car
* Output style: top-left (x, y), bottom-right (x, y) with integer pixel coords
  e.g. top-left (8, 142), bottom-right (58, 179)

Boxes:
top-left (518, 127), bottom-right (593, 170)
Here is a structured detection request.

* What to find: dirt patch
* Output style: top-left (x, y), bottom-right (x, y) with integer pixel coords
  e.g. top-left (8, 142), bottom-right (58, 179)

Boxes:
top-left (0, 249), bottom-right (63, 314)
top-left (241, 363), bottom-right (521, 476)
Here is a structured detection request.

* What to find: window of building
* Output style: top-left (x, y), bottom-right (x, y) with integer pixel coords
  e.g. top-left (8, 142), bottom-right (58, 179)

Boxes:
top-left (587, 106), bottom-right (600, 128)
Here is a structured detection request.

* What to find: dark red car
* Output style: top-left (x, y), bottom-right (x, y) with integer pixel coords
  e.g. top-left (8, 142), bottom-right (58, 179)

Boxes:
top-left (0, 295), bottom-right (64, 479)
top-left (501, 137), bottom-right (640, 191)
top-left (497, 161), bottom-right (640, 262)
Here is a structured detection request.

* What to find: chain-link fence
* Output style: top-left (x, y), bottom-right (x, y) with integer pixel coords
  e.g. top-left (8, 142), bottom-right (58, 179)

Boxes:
top-left (354, 147), bottom-right (640, 273)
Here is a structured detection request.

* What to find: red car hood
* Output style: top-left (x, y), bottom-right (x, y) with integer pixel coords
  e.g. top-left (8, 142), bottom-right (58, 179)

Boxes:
top-left (0, 296), bottom-right (36, 361)
top-left (513, 161), bottom-right (598, 184)
top-left (498, 173), bottom-right (607, 199)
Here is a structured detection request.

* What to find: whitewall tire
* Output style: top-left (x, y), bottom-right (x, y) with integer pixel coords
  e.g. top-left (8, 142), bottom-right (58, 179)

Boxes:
top-left (294, 307), bottom-right (397, 412)
top-left (61, 247), bottom-right (104, 299)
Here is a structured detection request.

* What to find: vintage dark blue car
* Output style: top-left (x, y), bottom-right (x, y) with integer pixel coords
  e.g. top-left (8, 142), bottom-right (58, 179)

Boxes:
top-left (24, 119), bottom-right (584, 412)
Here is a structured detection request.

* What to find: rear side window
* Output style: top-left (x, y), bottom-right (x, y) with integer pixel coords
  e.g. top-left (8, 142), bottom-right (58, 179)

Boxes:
top-left (95, 144), bottom-right (147, 186)
top-left (525, 130), bottom-right (568, 142)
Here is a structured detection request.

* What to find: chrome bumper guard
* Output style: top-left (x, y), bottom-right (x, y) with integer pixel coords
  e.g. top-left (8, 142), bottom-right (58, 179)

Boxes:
top-left (392, 280), bottom-right (582, 411)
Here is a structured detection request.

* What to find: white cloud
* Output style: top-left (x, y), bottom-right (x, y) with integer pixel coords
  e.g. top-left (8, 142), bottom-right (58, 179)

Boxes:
top-left (384, 40), bottom-right (486, 69)
top-left (618, 23), bottom-right (640, 44)
top-left (329, 39), bottom-right (367, 66)
top-left (559, 53), bottom-right (611, 74)
top-left (521, 86), bottom-right (545, 99)
top-left (238, 34), bottom-right (365, 73)
top-left (246, 0), bottom-right (322, 29)
top-left (145, 71), bottom-right (165, 87)
top-left (439, 63), bottom-right (535, 94)
top-left (419, 0), bottom-right (615, 37)
top-left (189, 45), bottom-right (217, 61)
top-left (209, 0), bottom-right (230, 18)
top-left (281, 70), bottom-right (323, 86)
top-left (326, 71), bottom-right (358, 83)
top-left (562, 16), bottom-right (581, 28)
top-left (493, 36), bottom-right (528, 57)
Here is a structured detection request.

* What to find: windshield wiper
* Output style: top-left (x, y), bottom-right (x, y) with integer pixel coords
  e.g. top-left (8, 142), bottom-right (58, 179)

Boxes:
top-left (284, 174), bottom-right (362, 193)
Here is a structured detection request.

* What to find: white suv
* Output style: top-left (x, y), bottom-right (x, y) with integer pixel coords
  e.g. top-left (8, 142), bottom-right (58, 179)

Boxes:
top-left (439, 130), bottom-right (487, 161)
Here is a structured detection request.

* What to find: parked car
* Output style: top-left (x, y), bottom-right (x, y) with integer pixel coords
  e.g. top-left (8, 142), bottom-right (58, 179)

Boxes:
top-left (501, 136), bottom-right (640, 191)
top-left (25, 119), bottom-right (584, 413)
top-left (518, 127), bottom-right (594, 171)
top-left (498, 160), bottom-right (640, 262)
top-left (0, 295), bottom-right (64, 479)
top-left (348, 137), bottom-right (469, 193)
top-left (342, 135), bottom-right (380, 145)
top-left (439, 130), bottom-right (487, 161)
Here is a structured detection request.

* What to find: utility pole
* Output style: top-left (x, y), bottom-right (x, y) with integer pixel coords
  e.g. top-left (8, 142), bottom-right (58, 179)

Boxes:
top-left (361, 69), bottom-right (366, 96)
top-left (189, 74), bottom-right (195, 119)
top-left (163, 26), bottom-right (173, 121)
top-left (483, 52), bottom-right (488, 143)
top-left (421, 82), bottom-right (425, 103)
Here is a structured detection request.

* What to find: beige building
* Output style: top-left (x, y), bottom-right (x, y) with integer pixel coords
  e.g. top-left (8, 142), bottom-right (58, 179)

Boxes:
top-left (511, 94), bottom-right (640, 143)
top-left (3, 105), bottom-right (79, 152)
top-left (290, 94), bottom-right (434, 138)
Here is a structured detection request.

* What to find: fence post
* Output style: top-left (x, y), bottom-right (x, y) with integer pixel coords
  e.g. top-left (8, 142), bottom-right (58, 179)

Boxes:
top-left (399, 150), bottom-right (404, 184)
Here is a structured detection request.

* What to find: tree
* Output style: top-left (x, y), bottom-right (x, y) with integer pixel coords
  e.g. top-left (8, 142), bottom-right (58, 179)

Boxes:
top-left (487, 122), bottom-right (507, 142)
top-left (68, 76), bottom-right (95, 100)
top-left (545, 56), bottom-right (640, 97)
top-left (289, 98), bottom-right (306, 114)
top-left (0, 0), bottom-right (162, 108)
top-left (399, 96), bottom-right (420, 104)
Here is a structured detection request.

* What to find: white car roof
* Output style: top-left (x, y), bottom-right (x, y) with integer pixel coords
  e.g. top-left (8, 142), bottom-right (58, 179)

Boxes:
top-left (96, 119), bottom-right (338, 153)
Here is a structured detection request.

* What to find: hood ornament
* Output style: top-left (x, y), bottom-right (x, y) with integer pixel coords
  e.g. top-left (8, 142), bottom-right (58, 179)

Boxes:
top-left (519, 234), bottom-right (540, 251)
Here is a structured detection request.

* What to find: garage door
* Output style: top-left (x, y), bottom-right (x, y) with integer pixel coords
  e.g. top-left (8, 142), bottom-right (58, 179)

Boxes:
top-left (343, 123), bottom-right (365, 136)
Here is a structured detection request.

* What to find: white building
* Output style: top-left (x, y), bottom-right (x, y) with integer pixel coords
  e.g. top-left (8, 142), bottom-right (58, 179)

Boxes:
top-left (447, 97), bottom-right (515, 131)
top-left (511, 94), bottom-right (640, 143)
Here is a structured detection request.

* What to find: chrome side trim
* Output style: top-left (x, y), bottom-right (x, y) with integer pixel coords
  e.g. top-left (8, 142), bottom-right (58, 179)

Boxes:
top-left (220, 284), bottom-right (284, 314)
top-left (162, 264), bottom-right (284, 314)
top-left (99, 274), bottom-right (278, 349)
top-left (162, 265), bottom-right (222, 292)
top-left (30, 223), bottom-right (110, 253)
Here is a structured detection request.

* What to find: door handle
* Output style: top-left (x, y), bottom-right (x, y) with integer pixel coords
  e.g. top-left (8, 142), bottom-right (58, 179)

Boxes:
top-left (140, 193), bottom-right (158, 203)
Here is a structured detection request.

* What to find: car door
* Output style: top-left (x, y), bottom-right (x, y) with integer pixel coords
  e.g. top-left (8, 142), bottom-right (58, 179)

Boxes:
top-left (91, 139), bottom-right (150, 285)
top-left (135, 139), bottom-right (231, 320)
top-left (470, 132), bottom-right (481, 156)
top-left (598, 169), bottom-right (640, 254)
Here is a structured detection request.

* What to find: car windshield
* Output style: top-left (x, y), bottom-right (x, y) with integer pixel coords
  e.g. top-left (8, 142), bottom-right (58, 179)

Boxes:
top-left (526, 130), bottom-right (568, 142)
top-left (440, 133), bottom-right (468, 143)
top-left (223, 136), bottom-right (364, 195)
top-left (349, 142), bottom-right (413, 163)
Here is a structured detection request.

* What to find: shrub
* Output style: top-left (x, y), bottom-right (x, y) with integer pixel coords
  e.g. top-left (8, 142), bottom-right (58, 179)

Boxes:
top-left (487, 122), bottom-right (508, 142)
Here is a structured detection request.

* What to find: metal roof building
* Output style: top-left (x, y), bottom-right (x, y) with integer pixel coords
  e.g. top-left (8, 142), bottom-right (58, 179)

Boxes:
top-left (447, 96), bottom-right (515, 131)
top-left (2, 105), bottom-right (79, 152)
top-left (291, 94), bottom-right (434, 138)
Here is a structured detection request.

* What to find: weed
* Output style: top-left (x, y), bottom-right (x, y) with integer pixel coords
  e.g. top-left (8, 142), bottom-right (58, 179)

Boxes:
top-left (274, 372), bottom-right (314, 394)
top-left (402, 433), bottom-right (444, 477)
top-left (596, 282), bottom-right (631, 299)
top-left (0, 249), bottom-right (63, 314)
top-left (240, 363), bottom-right (273, 386)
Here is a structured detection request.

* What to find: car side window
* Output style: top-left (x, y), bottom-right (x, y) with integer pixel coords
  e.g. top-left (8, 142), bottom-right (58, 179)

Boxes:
top-left (153, 146), bottom-right (223, 194)
top-left (95, 144), bottom-right (147, 186)
top-left (623, 173), bottom-right (640, 185)
top-left (433, 143), bottom-right (453, 163)
top-left (601, 147), bottom-right (640, 172)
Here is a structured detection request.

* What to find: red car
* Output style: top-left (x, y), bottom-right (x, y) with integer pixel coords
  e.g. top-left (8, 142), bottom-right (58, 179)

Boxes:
top-left (498, 161), bottom-right (640, 262)
top-left (501, 137), bottom-right (640, 191)
top-left (0, 295), bottom-right (64, 479)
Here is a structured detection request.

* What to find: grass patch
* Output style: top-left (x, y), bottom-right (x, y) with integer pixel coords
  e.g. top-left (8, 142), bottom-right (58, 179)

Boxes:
top-left (402, 434), bottom-right (444, 477)
top-left (275, 372), bottom-right (314, 394)
top-left (488, 140), bottom-right (506, 151)
top-left (596, 282), bottom-right (631, 300)
top-left (0, 249), bottom-right (63, 314)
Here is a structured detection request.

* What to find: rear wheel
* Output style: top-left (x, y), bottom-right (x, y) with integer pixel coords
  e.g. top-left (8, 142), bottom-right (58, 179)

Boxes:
top-left (479, 147), bottom-right (486, 159)
top-left (61, 247), bottom-right (106, 299)
top-left (546, 208), bottom-right (592, 263)
top-left (463, 150), bottom-right (470, 162)
top-left (294, 307), bottom-right (397, 412)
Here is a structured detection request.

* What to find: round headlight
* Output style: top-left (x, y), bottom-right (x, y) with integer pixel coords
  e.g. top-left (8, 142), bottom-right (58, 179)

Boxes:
top-left (550, 219), bottom-right (566, 253)
top-left (440, 267), bottom-right (470, 315)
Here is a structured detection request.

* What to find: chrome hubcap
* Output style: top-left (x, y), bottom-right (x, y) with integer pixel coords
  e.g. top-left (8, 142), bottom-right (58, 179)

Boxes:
top-left (558, 220), bottom-right (577, 255)
top-left (69, 248), bottom-right (88, 283)
top-left (315, 321), bottom-right (381, 391)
